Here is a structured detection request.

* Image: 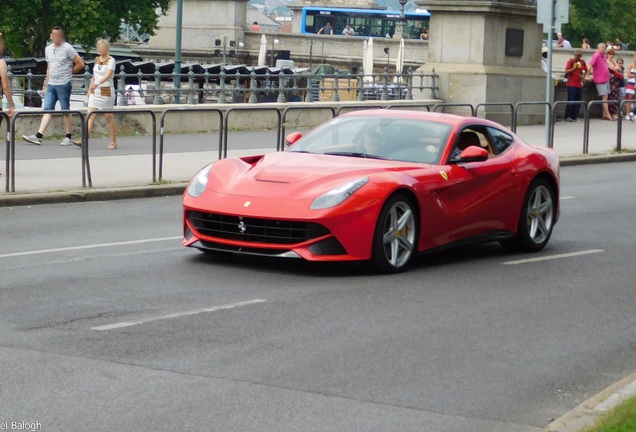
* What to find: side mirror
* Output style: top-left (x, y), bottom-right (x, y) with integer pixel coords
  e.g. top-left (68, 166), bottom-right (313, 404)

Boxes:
top-left (285, 132), bottom-right (302, 147)
top-left (457, 146), bottom-right (489, 163)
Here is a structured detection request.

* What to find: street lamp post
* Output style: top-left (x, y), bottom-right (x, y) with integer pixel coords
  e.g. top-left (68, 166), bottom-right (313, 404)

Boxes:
top-left (174, 0), bottom-right (183, 103)
top-left (270, 38), bottom-right (280, 67)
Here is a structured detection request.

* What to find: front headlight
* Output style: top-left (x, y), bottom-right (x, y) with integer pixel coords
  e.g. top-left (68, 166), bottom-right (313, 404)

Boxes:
top-left (187, 164), bottom-right (213, 198)
top-left (310, 177), bottom-right (368, 210)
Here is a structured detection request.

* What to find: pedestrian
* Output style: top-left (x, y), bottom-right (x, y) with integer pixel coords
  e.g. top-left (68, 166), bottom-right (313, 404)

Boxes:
top-left (557, 34), bottom-right (571, 49)
top-left (420, 29), bottom-right (429, 40)
top-left (250, 21), bottom-right (261, 32)
top-left (584, 43), bottom-right (612, 121)
top-left (606, 49), bottom-right (622, 120)
top-left (616, 57), bottom-right (626, 109)
top-left (615, 37), bottom-right (626, 51)
top-left (23, 26), bottom-right (85, 146)
top-left (342, 24), bottom-right (355, 36)
top-left (317, 22), bottom-right (333, 35)
top-left (1, 32), bottom-right (16, 177)
top-left (582, 38), bottom-right (591, 50)
top-left (0, 32), bottom-right (15, 120)
top-left (74, 39), bottom-right (117, 149)
top-left (556, 32), bottom-right (565, 47)
top-left (564, 50), bottom-right (587, 122)
top-left (625, 54), bottom-right (636, 121)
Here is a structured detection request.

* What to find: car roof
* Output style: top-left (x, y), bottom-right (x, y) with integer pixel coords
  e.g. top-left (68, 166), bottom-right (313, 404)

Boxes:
top-left (340, 109), bottom-right (506, 130)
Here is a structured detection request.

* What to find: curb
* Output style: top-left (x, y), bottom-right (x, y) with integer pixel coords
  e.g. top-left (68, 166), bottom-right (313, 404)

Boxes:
top-left (1, 153), bottom-right (635, 208)
top-left (0, 183), bottom-right (187, 207)
top-left (560, 152), bottom-right (636, 166)
top-left (545, 371), bottom-right (636, 432)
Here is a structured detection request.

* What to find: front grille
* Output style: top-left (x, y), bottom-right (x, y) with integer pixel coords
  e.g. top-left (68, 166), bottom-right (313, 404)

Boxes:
top-left (188, 211), bottom-right (330, 245)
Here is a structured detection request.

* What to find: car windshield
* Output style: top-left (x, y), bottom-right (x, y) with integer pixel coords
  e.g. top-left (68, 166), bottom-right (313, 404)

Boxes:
top-left (289, 116), bottom-right (452, 165)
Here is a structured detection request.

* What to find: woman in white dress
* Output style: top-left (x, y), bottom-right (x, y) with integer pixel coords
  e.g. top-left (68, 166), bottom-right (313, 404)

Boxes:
top-left (74, 39), bottom-right (118, 149)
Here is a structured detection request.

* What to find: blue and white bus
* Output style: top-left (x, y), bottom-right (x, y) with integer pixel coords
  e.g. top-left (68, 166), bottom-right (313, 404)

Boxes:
top-left (300, 6), bottom-right (430, 39)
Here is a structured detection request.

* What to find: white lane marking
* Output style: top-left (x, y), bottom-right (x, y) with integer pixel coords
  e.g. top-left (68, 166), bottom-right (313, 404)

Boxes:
top-left (0, 236), bottom-right (182, 259)
top-left (561, 196), bottom-right (575, 200)
top-left (502, 249), bottom-right (604, 265)
top-left (91, 299), bottom-right (267, 331)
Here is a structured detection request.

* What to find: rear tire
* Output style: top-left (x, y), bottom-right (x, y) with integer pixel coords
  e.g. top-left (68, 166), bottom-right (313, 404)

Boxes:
top-left (500, 178), bottom-right (556, 252)
top-left (371, 195), bottom-right (418, 273)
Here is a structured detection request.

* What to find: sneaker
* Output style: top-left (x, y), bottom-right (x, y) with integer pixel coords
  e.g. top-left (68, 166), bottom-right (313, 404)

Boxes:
top-left (23, 134), bottom-right (42, 145)
top-left (630, 113), bottom-right (635, 123)
top-left (60, 137), bottom-right (73, 146)
top-left (565, 117), bottom-right (573, 122)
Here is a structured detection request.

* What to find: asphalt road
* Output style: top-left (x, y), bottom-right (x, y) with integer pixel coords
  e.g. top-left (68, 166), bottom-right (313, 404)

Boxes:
top-left (1, 162), bottom-right (635, 432)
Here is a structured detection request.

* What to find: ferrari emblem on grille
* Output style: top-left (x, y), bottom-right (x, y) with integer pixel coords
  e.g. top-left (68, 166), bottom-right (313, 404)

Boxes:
top-left (238, 220), bottom-right (247, 234)
top-left (244, 201), bottom-right (251, 207)
top-left (439, 171), bottom-right (448, 181)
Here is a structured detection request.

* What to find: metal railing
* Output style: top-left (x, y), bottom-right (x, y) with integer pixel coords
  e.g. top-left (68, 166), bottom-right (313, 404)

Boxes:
top-left (6, 65), bottom-right (439, 107)
top-left (1, 112), bottom-right (10, 192)
top-left (4, 97), bottom-right (635, 193)
top-left (9, 110), bottom-right (86, 192)
top-left (159, 107), bottom-right (223, 180)
top-left (84, 109), bottom-right (158, 186)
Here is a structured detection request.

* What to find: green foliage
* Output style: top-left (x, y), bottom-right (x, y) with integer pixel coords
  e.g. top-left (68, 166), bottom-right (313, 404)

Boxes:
top-left (583, 395), bottom-right (636, 432)
top-left (564, 0), bottom-right (636, 48)
top-left (0, 0), bottom-right (171, 57)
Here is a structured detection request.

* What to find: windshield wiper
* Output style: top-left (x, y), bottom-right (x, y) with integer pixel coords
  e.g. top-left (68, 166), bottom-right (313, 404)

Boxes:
top-left (323, 151), bottom-right (387, 160)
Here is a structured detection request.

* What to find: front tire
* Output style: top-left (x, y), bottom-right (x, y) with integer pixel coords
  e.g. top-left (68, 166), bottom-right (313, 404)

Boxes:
top-left (501, 178), bottom-right (556, 252)
top-left (371, 195), bottom-right (418, 273)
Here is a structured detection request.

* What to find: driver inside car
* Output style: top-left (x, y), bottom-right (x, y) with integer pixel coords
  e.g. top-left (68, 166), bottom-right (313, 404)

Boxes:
top-left (357, 129), bottom-right (385, 156)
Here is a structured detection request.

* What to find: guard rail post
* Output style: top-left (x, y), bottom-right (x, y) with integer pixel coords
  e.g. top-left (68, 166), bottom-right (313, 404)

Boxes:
top-left (432, 103), bottom-right (476, 116)
top-left (332, 72), bottom-right (340, 102)
top-left (1, 112), bottom-right (10, 192)
top-left (584, 99), bottom-right (620, 154)
top-left (83, 65), bottom-right (92, 107)
top-left (118, 66), bottom-right (128, 107)
top-left (475, 103), bottom-right (515, 128)
top-left (153, 65), bottom-right (163, 105)
top-left (512, 101), bottom-right (551, 135)
top-left (223, 107), bottom-right (282, 158)
top-left (9, 110), bottom-right (86, 192)
top-left (85, 108), bottom-right (157, 185)
top-left (280, 105), bottom-right (337, 150)
top-left (158, 107), bottom-right (224, 180)
top-left (550, 100), bottom-right (587, 151)
top-left (248, 71), bottom-right (258, 104)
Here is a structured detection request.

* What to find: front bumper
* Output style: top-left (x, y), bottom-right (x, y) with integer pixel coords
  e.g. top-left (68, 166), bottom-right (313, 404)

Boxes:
top-left (182, 189), bottom-right (382, 261)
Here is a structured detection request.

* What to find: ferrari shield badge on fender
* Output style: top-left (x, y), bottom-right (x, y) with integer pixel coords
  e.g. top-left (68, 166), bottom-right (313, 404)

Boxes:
top-left (439, 171), bottom-right (448, 181)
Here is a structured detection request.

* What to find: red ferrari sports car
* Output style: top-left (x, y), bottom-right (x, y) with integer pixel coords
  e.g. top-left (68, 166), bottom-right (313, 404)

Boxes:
top-left (183, 110), bottom-right (559, 272)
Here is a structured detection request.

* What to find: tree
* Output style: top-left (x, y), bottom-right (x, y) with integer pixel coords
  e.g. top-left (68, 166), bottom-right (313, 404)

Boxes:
top-left (563, 0), bottom-right (636, 48)
top-left (0, 0), bottom-right (172, 57)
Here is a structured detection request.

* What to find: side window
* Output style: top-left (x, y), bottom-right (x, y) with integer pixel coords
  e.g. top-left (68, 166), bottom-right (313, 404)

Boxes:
top-left (449, 127), bottom-right (494, 162)
top-left (487, 127), bottom-right (514, 155)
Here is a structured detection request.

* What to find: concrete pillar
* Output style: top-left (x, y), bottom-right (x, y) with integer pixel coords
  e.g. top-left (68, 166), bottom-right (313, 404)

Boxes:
top-left (414, 0), bottom-right (545, 123)
top-left (148, 0), bottom-right (248, 52)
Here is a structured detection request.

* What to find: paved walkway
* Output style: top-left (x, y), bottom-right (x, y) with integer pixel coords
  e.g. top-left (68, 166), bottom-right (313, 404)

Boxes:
top-left (1, 119), bottom-right (634, 194)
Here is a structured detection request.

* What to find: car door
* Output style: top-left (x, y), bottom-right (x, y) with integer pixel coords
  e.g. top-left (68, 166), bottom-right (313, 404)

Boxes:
top-left (430, 125), bottom-right (521, 245)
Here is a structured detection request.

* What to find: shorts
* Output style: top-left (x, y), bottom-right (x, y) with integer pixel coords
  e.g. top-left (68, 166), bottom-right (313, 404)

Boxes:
top-left (595, 82), bottom-right (610, 97)
top-left (43, 82), bottom-right (72, 111)
top-left (626, 82), bottom-right (635, 95)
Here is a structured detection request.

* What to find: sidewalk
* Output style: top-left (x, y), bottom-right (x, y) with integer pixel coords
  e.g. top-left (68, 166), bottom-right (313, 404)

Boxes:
top-left (1, 119), bottom-right (635, 195)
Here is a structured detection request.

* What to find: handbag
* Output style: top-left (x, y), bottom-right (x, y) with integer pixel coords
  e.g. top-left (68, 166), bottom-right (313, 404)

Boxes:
top-left (100, 86), bottom-right (112, 97)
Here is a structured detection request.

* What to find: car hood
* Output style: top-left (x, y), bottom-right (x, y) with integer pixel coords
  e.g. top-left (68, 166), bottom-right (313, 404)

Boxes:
top-left (206, 152), bottom-right (427, 199)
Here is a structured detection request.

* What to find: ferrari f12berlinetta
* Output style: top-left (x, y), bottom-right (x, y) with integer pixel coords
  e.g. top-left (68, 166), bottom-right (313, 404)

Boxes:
top-left (183, 110), bottom-right (559, 272)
